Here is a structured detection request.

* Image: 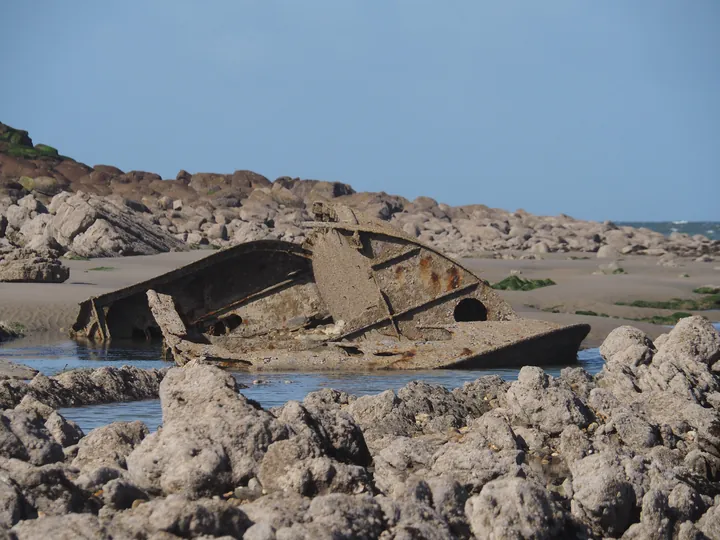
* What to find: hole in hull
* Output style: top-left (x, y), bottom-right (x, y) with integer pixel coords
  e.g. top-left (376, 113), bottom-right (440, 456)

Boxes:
top-left (453, 298), bottom-right (488, 322)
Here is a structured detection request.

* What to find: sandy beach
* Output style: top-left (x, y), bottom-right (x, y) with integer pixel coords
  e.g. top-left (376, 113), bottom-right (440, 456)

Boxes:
top-left (1, 250), bottom-right (717, 348)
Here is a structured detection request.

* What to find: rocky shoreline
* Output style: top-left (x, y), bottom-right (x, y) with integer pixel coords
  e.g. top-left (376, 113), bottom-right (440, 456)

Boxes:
top-left (2, 121), bottom-right (718, 274)
top-left (0, 316), bottom-right (718, 538)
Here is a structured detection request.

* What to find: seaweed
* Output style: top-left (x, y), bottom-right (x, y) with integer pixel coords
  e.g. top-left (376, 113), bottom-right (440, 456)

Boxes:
top-left (616, 294), bottom-right (720, 311)
top-left (491, 276), bottom-right (556, 291)
top-left (627, 312), bottom-right (693, 325)
top-left (694, 286), bottom-right (720, 295)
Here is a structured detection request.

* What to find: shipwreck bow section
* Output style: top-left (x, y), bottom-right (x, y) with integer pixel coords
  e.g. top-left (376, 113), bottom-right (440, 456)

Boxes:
top-left (71, 202), bottom-right (590, 370)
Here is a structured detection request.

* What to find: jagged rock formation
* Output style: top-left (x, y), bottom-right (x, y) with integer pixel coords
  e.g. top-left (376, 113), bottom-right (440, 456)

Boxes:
top-left (1, 121), bottom-right (717, 259)
top-left (0, 248), bottom-right (69, 283)
top-left (0, 365), bottom-right (166, 410)
top-left (1, 316), bottom-right (719, 538)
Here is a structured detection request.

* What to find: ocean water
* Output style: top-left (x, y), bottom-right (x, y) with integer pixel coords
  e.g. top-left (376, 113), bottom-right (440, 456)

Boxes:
top-left (2, 339), bottom-right (603, 433)
top-left (618, 221), bottom-right (719, 240)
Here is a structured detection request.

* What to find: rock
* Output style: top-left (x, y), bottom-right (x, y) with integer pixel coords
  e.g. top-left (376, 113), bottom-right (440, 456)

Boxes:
top-left (653, 315), bottom-right (720, 368)
top-left (10, 513), bottom-right (105, 540)
top-left (430, 443), bottom-right (523, 493)
top-left (0, 323), bottom-right (23, 344)
top-left (274, 494), bottom-right (385, 540)
top-left (372, 436), bottom-right (443, 496)
top-left (0, 478), bottom-right (22, 529)
top-left (606, 409), bottom-right (659, 450)
top-left (597, 244), bottom-right (621, 258)
top-left (377, 494), bottom-right (454, 539)
top-left (206, 223), bottom-right (228, 240)
top-left (102, 478), bottom-right (149, 510)
top-left (599, 326), bottom-right (655, 370)
top-left (558, 424), bottom-right (592, 463)
top-left (28, 365), bottom-right (165, 408)
top-left (50, 192), bottom-right (186, 257)
top-left (451, 375), bottom-right (508, 417)
top-left (346, 390), bottom-right (417, 450)
top-left (288, 397), bottom-right (372, 466)
top-left (0, 359), bottom-right (37, 380)
top-left (396, 381), bottom-right (468, 432)
top-left (240, 492), bottom-right (309, 530)
top-left (570, 452), bottom-right (636, 537)
top-left (0, 409), bottom-right (64, 465)
top-left (126, 362), bottom-right (288, 497)
top-left (0, 458), bottom-right (89, 518)
top-left (44, 411), bottom-right (84, 447)
top-left (259, 451), bottom-right (372, 497)
top-left (465, 477), bottom-right (567, 540)
top-left (107, 495), bottom-right (252, 539)
top-left (72, 421), bottom-right (148, 473)
top-left (0, 250), bottom-right (69, 283)
top-left (244, 522), bottom-right (277, 540)
top-left (697, 500), bottom-right (720, 539)
top-left (505, 366), bottom-right (593, 435)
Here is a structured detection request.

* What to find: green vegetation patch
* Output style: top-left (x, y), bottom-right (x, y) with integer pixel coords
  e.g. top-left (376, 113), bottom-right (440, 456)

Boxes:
top-left (87, 266), bottom-right (116, 272)
top-left (491, 276), bottom-right (556, 291)
top-left (628, 312), bottom-right (693, 325)
top-left (7, 144), bottom-right (61, 159)
top-left (2, 123), bottom-right (64, 160)
top-left (694, 286), bottom-right (720, 295)
top-left (0, 124), bottom-right (31, 145)
top-left (575, 310), bottom-right (610, 318)
top-left (616, 294), bottom-right (720, 311)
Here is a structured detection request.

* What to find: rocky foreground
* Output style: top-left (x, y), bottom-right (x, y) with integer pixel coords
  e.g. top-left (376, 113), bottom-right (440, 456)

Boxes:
top-left (1, 121), bottom-right (718, 270)
top-left (0, 316), bottom-right (718, 539)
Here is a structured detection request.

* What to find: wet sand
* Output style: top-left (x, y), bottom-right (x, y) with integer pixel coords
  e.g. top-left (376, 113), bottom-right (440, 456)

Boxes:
top-left (0, 250), bottom-right (717, 347)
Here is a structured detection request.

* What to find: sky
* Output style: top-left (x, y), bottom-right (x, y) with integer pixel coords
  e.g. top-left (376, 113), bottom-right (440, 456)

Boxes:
top-left (1, 1), bottom-right (718, 221)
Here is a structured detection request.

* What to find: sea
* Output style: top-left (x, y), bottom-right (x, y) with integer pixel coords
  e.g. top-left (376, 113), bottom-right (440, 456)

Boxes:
top-left (618, 221), bottom-right (719, 240)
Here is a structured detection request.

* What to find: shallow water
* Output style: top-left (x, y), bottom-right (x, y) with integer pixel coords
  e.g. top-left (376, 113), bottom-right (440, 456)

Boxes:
top-left (4, 323), bottom-right (719, 432)
top-left (1, 339), bottom-right (603, 432)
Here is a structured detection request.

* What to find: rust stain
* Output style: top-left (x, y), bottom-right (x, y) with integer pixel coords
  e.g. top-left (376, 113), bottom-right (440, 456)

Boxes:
top-left (419, 256), bottom-right (432, 269)
top-left (460, 347), bottom-right (472, 356)
top-left (447, 267), bottom-right (460, 290)
top-left (431, 271), bottom-right (439, 284)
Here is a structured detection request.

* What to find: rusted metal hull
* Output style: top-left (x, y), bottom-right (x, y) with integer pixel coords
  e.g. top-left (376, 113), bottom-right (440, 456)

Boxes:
top-left (72, 202), bottom-right (592, 371)
top-left (71, 240), bottom-right (315, 343)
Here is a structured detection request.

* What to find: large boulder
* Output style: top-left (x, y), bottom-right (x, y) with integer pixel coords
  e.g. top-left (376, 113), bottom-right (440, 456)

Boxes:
top-left (126, 362), bottom-right (289, 498)
top-left (504, 366), bottom-right (593, 435)
top-left (0, 249), bottom-right (68, 283)
top-left (48, 191), bottom-right (186, 257)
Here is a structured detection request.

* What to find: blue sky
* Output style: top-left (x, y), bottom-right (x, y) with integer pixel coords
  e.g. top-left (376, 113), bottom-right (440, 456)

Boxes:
top-left (1, 1), bottom-right (718, 221)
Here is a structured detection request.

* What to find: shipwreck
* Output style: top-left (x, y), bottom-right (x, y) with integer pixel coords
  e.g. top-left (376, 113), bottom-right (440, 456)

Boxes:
top-left (71, 202), bottom-right (590, 370)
